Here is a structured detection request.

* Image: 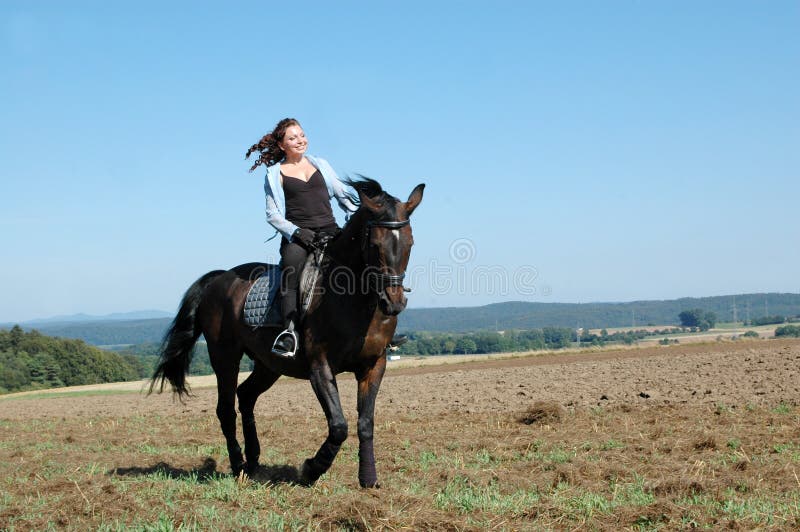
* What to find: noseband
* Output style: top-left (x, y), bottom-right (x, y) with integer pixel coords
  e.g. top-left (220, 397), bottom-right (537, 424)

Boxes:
top-left (362, 219), bottom-right (411, 292)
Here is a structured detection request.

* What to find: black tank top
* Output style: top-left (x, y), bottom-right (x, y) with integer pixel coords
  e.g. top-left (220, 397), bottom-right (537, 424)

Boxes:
top-left (282, 169), bottom-right (337, 230)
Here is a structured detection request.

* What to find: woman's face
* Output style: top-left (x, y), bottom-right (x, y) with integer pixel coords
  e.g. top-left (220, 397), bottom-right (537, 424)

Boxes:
top-left (279, 125), bottom-right (308, 158)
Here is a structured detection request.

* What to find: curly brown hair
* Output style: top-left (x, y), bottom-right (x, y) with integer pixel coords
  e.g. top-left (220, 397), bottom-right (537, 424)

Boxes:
top-left (245, 118), bottom-right (301, 172)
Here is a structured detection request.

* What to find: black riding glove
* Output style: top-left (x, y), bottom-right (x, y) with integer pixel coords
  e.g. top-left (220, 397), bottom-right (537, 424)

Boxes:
top-left (292, 227), bottom-right (316, 248)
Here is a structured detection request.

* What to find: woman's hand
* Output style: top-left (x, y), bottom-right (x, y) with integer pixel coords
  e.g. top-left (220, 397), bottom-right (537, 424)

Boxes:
top-left (292, 228), bottom-right (316, 248)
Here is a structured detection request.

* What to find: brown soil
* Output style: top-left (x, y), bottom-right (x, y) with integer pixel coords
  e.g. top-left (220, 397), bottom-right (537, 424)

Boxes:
top-left (2, 338), bottom-right (798, 420)
top-left (1, 338), bottom-right (799, 530)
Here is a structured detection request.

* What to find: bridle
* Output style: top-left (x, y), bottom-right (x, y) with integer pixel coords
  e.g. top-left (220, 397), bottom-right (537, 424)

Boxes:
top-left (361, 219), bottom-right (411, 293)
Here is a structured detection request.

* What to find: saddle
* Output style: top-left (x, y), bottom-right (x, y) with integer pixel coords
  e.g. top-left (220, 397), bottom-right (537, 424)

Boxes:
top-left (243, 247), bottom-right (328, 329)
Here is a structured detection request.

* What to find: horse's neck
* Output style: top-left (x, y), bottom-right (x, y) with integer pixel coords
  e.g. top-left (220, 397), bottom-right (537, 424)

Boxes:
top-left (321, 217), bottom-right (381, 319)
top-left (313, 216), bottom-right (396, 348)
top-left (327, 212), bottom-right (367, 272)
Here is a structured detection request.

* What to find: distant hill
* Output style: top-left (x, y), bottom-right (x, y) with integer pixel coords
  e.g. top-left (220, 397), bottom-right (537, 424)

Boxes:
top-left (12, 318), bottom-right (174, 346)
top-left (9, 310), bottom-right (173, 327)
top-left (396, 293), bottom-right (800, 332)
top-left (2, 293), bottom-right (798, 344)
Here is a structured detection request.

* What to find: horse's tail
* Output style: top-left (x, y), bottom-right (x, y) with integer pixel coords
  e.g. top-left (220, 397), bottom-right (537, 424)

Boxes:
top-left (149, 269), bottom-right (226, 399)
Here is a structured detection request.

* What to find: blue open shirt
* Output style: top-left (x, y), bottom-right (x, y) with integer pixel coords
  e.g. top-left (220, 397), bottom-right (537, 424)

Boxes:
top-left (264, 154), bottom-right (358, 240)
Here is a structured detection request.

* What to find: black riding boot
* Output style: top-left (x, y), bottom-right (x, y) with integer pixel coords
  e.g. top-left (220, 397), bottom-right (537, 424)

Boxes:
top-left (272, 290), bottom-right (298, 357)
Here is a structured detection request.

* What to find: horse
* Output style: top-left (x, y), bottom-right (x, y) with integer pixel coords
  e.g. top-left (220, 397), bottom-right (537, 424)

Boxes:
top-left (149, 178), bottom-right (424, 488)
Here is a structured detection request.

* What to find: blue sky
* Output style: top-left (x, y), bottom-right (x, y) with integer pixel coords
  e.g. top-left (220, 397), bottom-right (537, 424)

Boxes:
top-left (1, 1), bottom-right (798, 322)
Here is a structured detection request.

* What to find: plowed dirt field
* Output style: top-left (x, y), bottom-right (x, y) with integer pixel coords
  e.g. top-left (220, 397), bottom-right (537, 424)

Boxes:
top-left (2, 339), bottom-right (799, 530)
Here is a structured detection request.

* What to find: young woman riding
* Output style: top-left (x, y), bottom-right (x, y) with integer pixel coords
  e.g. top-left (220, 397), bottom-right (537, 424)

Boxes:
top-left (246, 118), bottom-right (357, 357)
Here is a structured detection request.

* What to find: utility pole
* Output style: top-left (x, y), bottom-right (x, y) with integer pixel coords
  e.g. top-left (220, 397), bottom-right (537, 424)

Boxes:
top-left (732, 295), bottom-right (738, 324)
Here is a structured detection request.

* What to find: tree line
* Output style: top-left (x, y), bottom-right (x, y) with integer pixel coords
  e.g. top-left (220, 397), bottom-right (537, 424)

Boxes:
top-left (396, 293), bottom-right (800, 332)
top-left (393, 325), bottom-right (698, 356)
top-left (775, 325), bottom-right (800, 338)
top-left (0, 326), bottom-right (143, 394)
top-left (396, 328), bottom-right (574, 355)
top-left (118, 342), bottom-right (253, 377)
top-left (678, 309), bottom-right (718, 331)
top-left (0, 326), bottom-right (255, 394)
top-left (3, 309), bottom-right (796, 394)
top-left (748, 315), bottom-right (800, 326)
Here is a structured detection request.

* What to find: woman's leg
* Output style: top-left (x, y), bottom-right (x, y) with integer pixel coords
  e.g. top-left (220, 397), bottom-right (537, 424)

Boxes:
top-left (279, 239), bottom-right (308, 326)
top-left (273, 238), bottom-right (308, 355)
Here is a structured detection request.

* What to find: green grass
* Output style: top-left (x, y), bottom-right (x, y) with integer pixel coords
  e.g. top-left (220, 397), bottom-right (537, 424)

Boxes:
top-left (677, 492), bottom-right (800, 527)
top-left (419, 450), bottom-right (438, 470)
top-left (547, 476), bottom-right (656, 523)
top-left (714, 322), bottom-right (745, 330)
top-left (4, 404), bottom-right (800, 530)
top-left (772, 403), bottom-right (793, 414)
top-left (434, 475), bottom-right (540, 515)
top-left (600, 439), bottom-right (626, 451)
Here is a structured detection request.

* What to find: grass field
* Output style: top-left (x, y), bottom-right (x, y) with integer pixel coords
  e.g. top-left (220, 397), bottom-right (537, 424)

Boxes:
top-left (2, 339), bottom-right (799, 530)
top-left (2, 404), bottom-right (799, 530)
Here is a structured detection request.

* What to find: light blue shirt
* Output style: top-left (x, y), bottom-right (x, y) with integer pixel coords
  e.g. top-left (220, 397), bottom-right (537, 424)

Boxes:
top-left (264, 154), bottom-right (358, 240)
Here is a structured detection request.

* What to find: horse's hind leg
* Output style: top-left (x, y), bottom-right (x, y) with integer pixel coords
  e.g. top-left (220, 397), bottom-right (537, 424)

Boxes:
top-left (208, 341), bottom-right (246, 475)
top-left (237, 359), bottom-right (280, 471)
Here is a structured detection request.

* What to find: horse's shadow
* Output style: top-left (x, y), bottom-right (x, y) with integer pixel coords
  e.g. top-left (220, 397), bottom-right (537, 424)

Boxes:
top-left (109, 458), bottom-right (302, 485)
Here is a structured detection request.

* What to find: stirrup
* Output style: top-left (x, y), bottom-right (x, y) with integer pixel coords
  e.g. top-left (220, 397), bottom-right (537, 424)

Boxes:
top-left (271, 329), bottom-right (298, 358)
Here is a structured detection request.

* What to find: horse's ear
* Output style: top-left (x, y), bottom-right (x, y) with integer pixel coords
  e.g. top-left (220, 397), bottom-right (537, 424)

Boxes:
top-left (405, 183), bottom-right (425, 216)
top-left (358, 188), bottom-right (383, 213)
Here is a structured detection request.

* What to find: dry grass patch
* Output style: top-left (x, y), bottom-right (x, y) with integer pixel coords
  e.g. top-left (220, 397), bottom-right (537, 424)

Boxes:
top-left (518, 400), bottom-right (565, 426)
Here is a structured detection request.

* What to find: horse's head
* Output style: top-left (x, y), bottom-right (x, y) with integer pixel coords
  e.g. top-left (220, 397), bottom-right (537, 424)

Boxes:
top-left (351, 179), bottom-right (425, 316)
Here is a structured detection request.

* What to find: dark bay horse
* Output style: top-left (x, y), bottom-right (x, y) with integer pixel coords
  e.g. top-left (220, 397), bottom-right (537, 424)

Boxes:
top-left (150, 179), bottom-right (423, 488)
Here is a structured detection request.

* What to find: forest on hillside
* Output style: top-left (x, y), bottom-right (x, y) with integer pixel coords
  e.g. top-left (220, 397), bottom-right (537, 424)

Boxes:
top-left (396, 293), bottom-right (800, 333)
top-left (394, 326), bottom-right (695, 355)
top-left (0, 326), bottom-right (143, 394)
top-left (0, 327), bottom-right (253, 395)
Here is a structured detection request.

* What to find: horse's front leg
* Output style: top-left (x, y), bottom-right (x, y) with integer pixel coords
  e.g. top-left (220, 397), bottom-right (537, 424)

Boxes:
top-left (356, 355), bottom-right (387, 488)
top-left (300, 361), bottom-right (348, 486)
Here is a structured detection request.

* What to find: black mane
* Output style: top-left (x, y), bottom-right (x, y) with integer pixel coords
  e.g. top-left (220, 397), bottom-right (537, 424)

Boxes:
top-left (344, 176), bottom-right (398, 210)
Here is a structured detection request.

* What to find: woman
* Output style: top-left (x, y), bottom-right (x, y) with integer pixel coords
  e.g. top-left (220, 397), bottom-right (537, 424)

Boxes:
top-left (246, 118), bottom-right (357, 357)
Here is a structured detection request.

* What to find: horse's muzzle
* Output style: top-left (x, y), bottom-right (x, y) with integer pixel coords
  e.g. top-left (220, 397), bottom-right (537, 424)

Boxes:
top-left (378, 287), bottom-right (407, 316)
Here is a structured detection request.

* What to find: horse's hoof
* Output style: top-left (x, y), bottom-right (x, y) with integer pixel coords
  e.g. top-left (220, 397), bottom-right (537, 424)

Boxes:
top-left (298, 459), bottom-right (317, 486)
top-left (231, 461), bottom-right (247, 477)
top-left (359, 479), bottom-right (381, 489)
top-left (244, 461), bottom-right (259, 475)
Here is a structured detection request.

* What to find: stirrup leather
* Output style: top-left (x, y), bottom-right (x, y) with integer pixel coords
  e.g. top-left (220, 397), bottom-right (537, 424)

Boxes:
top-left (271, 329), bottom-right (298, 358)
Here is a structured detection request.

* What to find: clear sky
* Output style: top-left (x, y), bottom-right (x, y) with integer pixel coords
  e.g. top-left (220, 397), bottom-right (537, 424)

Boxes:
top-left (1, 1), bottom-right (798, 323)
